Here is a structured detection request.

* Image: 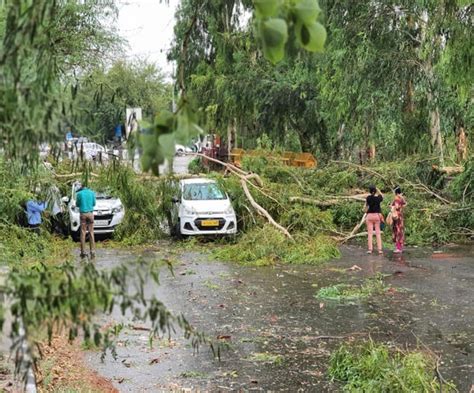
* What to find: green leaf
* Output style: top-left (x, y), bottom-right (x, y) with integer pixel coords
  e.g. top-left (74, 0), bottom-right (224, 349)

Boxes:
top-left (293, 0), bottom-right (321, 25)
top-left (296, 21), bottom-right (326, 52)
top-left (158, 132), bottom-right (176, 160)
top-left (155, 110), bottom-right (174, 133)
top-left (260, 18), bottom-right (288, 63)
top-left (261, 18), bottom-right (288, 47)
top-left (253, 0), bottom-right (282, 18)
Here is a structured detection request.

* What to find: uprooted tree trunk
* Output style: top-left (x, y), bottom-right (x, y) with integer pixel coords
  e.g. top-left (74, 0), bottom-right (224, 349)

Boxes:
top-left (193, 153), bottom-right (293, 239)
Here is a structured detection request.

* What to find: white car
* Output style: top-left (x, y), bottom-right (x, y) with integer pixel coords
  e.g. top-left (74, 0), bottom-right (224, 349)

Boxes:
top-left (63, 182), bottom-right (125, 240)
top-left (73, 142), bottom-right (108, 161)
top-left (172, 178), bottom-right (237, 236)
top-left (175, 144), bottom-right (193, 156)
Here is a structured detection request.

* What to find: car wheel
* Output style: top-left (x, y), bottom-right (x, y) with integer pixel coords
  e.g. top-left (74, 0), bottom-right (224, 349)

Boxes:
top-left (71, 229), bottom-right (80, 242)
top-left (173, 219), bottom-right (183, 240)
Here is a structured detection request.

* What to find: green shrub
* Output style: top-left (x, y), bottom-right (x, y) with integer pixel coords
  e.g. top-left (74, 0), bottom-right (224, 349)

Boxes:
top-left (213, 225), bottom-right (340, 266)
top-left (241, 154), bottom-right (270, 174)
top-left (0, 225), bottom-right (73, 266)
top-left (316, 274), bottom-right (389, 301)
top-left (188, 157), bottom-right (205, 174)
top-left (281, 205), bottom-right (335, 235)
top-left (332, 202), bottom-right (364, 230)
top-left (447, 158), bottom-right (473, 202)
top-left (329, 340), bottom-right (455, 392)
top-left (94, 165), bottom-right (178, 245)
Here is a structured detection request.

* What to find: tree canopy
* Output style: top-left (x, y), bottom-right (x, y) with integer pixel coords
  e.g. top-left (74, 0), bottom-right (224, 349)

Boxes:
top-left (170, 0), bottom-right (473, 162)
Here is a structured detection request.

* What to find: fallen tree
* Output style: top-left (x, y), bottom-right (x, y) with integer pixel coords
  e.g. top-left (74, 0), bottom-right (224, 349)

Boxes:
top-left (193, 153), bottom-right (293, 239)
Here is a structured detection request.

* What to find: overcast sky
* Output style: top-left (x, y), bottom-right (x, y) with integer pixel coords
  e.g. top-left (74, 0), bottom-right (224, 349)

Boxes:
top-left (117, 0), bottom-right (179, 80)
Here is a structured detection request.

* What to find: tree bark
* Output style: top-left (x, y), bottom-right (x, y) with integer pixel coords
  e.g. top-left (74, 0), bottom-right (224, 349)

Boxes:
top-left (334, 123), bottom-right (345, 159)
top-left (429, 104), bottom-right (445, 167)
top-left (456, 125), bottom-right (468, 163)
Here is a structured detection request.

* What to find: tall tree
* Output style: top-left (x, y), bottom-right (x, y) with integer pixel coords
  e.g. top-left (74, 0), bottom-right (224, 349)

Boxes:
top-left (72, 60), bottom-right (172, 142)
top-left (0, 0), bottom-right (119, 163)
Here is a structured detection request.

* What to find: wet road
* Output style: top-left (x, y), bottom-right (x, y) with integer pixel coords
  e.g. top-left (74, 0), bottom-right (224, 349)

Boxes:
top-left (86, 245), bottom-right (474, 392)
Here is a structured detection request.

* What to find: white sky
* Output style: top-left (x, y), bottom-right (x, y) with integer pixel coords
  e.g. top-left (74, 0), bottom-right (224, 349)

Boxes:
top-left (117, 0), bottom-right (179, 81)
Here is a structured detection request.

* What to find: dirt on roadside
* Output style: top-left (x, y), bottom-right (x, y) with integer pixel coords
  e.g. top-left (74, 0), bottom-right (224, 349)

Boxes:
top-left (36, 335), bottom-right (117, 393)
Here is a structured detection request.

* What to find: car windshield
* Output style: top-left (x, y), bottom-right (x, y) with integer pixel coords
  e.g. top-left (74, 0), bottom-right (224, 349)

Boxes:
top-left (96, 192), bottom-right (113, 200)
top-left (183, 183), bottom-right (226, 201)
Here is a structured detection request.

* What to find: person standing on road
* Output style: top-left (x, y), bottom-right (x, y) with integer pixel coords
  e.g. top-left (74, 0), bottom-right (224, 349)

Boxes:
top-left (26, 197), bottom-right (47, 235)
top-left (391, 186), bottom-right (406, 253)
top-left (364, 185), bottom-right (384, 255)
top-left (76, 183), bottom-right (96, 259)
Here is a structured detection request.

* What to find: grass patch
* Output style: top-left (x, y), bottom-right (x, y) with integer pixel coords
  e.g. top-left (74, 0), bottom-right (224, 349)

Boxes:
top-left (213, 225), bottom-right (340, 266)
top-left (246, 352), bottom-right (284, 366)
top-left (315, 274), bottom-right (390, 301)
top-left (329, 340), bottom-right (456, 392)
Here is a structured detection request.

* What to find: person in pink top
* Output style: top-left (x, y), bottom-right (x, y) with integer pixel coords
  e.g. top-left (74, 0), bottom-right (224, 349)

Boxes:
top-left (391, 186), bottom-right (407, 253)
top-left (364, 185), bottom-right (384, 255)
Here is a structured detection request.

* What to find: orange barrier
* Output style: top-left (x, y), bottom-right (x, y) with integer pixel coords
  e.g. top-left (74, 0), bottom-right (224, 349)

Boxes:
top-left (229, 148), bottom-right (244, 166)
top-left (293, 152), bottom-right (317, 168)
top-left (228, 149), bottom-right (316, 168)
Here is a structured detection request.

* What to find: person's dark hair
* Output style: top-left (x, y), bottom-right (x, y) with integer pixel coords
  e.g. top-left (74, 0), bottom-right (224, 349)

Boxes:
top-left (394, 186), bottom-right (402, 194)
top-left (369, 185), bottom-right (376, 195)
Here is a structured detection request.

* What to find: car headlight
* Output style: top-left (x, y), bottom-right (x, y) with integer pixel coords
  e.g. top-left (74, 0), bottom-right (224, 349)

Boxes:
top-left (224, 206), bottom-right (235, 215)
top-left (183, 207), bottom-right (195, 215)
top-left (112, 205), bottom-right (123, 214)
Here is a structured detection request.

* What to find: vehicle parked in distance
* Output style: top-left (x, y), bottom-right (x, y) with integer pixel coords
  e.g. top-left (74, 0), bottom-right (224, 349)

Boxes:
top-left (175, 144), bottom-right (193, 156)
top-left (171, 178), bottom-right (237, 237)
top-left (62, 182), bottom-right (125, 240)
top-left (69, 141), bottom-right (108, 161)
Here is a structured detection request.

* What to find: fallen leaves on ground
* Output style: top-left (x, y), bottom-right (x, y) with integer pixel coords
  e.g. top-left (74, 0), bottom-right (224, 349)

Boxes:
top-left (36, 335), bottom-right (118, 392)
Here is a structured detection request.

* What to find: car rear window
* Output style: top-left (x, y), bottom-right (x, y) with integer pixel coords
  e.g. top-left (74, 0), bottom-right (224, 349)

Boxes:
top-left (183, 183), bottom-right (226, 201)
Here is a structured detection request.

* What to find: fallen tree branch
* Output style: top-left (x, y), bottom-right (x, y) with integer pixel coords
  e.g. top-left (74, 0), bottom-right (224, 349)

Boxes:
top-left (336, 214), bottom-right (367, 244)
top-left (350, 213), bottom-right (367, 237)
top-left (191, 154), bottom-right (292, 239)
top-left (54, 172), bottom-right (99, 178)
top-left (339, 232), bottom-right (367, 244)
top-left (432, 165), bottom-right (463, 175)
top-left (241, 174), bottom-right (293, 239)
top-left (398, 176), bottom-right (452, 204)
top-left (289, 196), bottom-right (335, 207)
top-left (289, 194), bottom-right (366, 206)
top-left (331, 160), bottom-right (395, 187)
top-left (193, 153), bottom-right (247, 177)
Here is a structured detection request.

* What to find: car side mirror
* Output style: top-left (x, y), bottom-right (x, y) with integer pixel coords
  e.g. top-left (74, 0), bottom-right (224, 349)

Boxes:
top-left (171, 197), bottom-right (179, 203)
top-left (61, 196), bottom-right (70, 204)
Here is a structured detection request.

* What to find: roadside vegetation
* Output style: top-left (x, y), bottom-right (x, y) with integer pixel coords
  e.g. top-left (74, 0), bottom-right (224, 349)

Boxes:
top-left (329, 340), bottom-right (455, 392)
